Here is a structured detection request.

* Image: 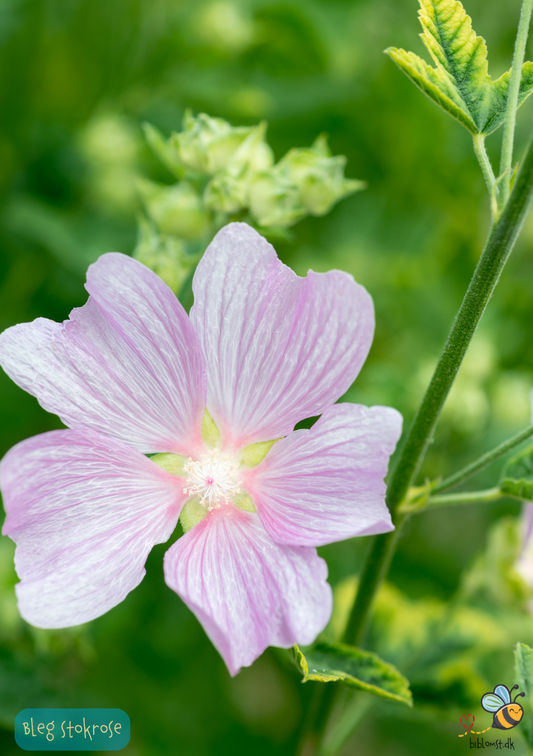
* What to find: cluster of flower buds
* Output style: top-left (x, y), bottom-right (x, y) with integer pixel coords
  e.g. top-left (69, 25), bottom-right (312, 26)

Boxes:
top-left (133, 216), bottom-right (194, 295)
top-left (134, 111), bottom-right (364, 291)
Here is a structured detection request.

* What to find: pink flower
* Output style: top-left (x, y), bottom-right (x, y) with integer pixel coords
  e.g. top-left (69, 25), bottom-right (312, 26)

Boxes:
top-left (0, 223), bottom-right (401, 675)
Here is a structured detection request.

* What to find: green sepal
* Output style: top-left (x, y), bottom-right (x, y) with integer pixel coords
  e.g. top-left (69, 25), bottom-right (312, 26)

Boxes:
top-left (180, 497), bottom-right (208, 533)
top-left (151, 453), bottom-right (188, 476)
top-left (202, 409), bottom-right (221, 448)
top-left (292, 642), bottom-right (412, 706)
top-left (142, 122), bottom-right (185, 179)
top-left (500, 443), bottom-right (533, 501)
top-left (133, 215), bottom-right (192, 294)
top-left (515, 643), bottom-right (533, 749)
top-left (232, 492), bottom-right (257, 513)
top-left (239, 439), bottom-right (279, 468)
top-left (386, 0), bottom-right (533, 136)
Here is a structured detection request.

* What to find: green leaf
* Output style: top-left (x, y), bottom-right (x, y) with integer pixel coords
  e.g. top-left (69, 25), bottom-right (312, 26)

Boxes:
top-left (514, 643), bottom-right (533, 749)
top-left (292, 642), bottom-right (412, 706)
top-left (386, 0), bottom-right (533, 135)
top-left (500, 443), bottom-right (533, 501)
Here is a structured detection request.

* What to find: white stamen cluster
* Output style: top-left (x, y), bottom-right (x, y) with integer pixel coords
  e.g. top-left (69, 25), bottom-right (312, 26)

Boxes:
top-left (183, 449), bottom-right (241, 510)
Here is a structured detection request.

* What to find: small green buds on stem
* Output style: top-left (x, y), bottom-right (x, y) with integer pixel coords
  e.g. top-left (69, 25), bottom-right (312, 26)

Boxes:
top-left (136, 111), bottom-right (365, 293)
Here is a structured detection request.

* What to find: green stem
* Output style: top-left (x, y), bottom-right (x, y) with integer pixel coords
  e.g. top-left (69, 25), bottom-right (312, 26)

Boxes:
top-left (343, 129), bottom-right (533, 648)
top-left (473, 133), bottom-right (496, 199)
top-left (297, 685), bottom-right (338, 756)
top-left (430, 424), bottom-right (533, 495)
top-left (424, 486), bottom-right (502, 510)
top-left (500, 0), bottom-right (533, 208)
top-left (319, 693), bottom-right (372, 756)
top-left (387, 132), bottom-right (533, 517)
top-left (343, 523), bottom-right (404, 648)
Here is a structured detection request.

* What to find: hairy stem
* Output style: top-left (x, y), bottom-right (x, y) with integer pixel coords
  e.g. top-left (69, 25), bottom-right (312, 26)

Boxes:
top-left (430, 424), bottom-right (533, 495)
top-left (473, 133), bottom-right (497, 200)
top-left (343, 129), bottom-right (533, 649)
top-left (343, 524), bottom-right (404, 648)
top-left (423, 486), bottom-right (502, 510)
top-left (500, 0), bottom-right (533, 207)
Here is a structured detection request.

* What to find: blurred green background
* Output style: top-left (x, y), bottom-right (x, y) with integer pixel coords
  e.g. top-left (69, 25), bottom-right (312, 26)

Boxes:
top-left (2, 0), bottom-right (533, 753)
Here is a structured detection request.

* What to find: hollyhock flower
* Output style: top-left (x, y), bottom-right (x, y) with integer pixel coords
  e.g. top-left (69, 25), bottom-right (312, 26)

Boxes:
top-left (0, 223), bottom-right (402, 675)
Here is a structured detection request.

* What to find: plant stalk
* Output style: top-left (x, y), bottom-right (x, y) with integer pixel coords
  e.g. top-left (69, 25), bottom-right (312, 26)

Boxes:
top-left (343, 129), bottom-right (533, 649)
top-left (473, 134), bottom-right (496, 199)
top-left (423, 486), bottom-right (502, 510)
top-left (430, 424), bottom-right (533, 495)
top-left (500, 0), bottom-right (533, 207)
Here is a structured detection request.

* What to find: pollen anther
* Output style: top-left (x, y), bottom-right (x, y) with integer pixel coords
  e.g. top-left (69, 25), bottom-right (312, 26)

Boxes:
top-left (183, 449), bottom-right (241, 510)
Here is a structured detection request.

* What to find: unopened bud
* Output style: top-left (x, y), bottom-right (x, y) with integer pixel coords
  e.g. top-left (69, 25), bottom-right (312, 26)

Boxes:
top-left (278, 135), bottom-right (364, 216)
top-left (136, 177), bottom-right (209, 240)
top-left (248, 168), bottom-right (306, 228)
top-left (204, 166), bottom-right (248, 214)
top-left (203, 122), bottom-right (274, 213)
top-left (169, 111), bottom-right (256, 175)
top-left (133, 217), bottom-right (193, 293)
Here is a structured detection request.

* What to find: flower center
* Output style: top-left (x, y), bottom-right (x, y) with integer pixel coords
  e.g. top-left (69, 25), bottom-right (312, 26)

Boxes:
top-left (183, 449), bottom-right (241, 510)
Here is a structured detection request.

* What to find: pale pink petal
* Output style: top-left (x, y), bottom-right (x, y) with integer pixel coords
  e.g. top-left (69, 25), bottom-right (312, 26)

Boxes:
top-left (0, 253), bottom-right (206, 454)
top-left (164, 506), bottom-right (332, 675)
top-left (190, 223), bottom-right (374, 449)
top-left (243, 404), bottom-right (402, 547)
top-left (1, 429), bottom-right (185, 628)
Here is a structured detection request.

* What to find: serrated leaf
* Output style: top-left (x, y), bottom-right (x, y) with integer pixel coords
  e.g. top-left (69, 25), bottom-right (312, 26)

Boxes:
top-left (292, 642), bottom-right (412, 706)
top-left (386, 0), bottom-right (533, 135)
top-left (500, 443), bottom-right (533, 502)
top-left (514, 643), bottom-right (533, 748)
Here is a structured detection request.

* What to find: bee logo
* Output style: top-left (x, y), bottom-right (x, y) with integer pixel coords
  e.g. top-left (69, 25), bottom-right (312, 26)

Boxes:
top-left (481, 684), bottom-right (525, 730)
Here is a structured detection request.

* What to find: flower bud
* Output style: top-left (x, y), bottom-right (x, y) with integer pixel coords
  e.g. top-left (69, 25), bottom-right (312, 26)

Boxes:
top-left (169, 111), bottom-right (255, 175)
top-left (136, 177), bottom-right (209, 240)
top-left (203, 166), bottom-right (248, 214)
top-left (203, 122), bottom-right (274, 213)
top-left (248, 168), bottom-right (306, 228)
top-left (133, 216), bottom-right (193, 293)
top-left (233, 121), bottom-right (274, 173)
top-left (278, 134), bottom-right (364, 216)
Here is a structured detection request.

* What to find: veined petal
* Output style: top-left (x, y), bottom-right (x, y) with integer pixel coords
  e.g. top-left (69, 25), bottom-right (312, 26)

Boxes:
top-left (164, 506), bottom-right (332, 676)
top-left (0, 253), bottom-right (206, 454)
top-left (1, 429), bottom-right (185, 628)
top-left (243, 404), bottom-right (402, 547)
top-left (190, 223), bottom-right (374, 449)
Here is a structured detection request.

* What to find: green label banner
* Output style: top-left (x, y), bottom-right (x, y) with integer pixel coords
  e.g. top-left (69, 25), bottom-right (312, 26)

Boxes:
top-left (15, 709), bottom-right (130, 751)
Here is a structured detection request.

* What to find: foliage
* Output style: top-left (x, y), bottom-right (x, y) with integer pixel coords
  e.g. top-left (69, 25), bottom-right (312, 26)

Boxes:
top-left (501, 443), bottom-right (533, 502)
top-left (386, 0), bottom-right (533, 135)
top-left (293, 642), bottom-right (412, 705)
